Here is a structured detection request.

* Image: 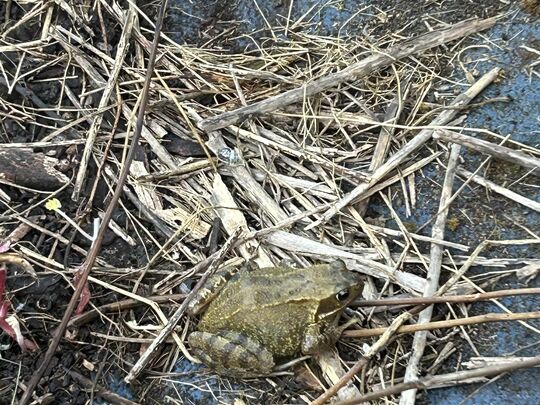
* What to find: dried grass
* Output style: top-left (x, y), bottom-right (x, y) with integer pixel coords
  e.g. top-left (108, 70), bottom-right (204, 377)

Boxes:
top-left (0, 1), bottom-right (539, 404)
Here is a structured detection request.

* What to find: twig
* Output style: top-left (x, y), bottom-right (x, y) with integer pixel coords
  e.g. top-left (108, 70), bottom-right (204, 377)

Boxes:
top-left (457, 167), bottom-right (540, 212)
top-left (136, 158), bottom-right (216, 182)
top-left (356, 81), bottom-right (408, 216)
top-left (17, 1), bottom-right (167, 404)
top-left (199, 18), bottom-right (497, 131)
top-left (400, 143), bottom-right (461, 405)
top-left (68, 293), bottom-right (185, 328)
top-left (356, 287), bottom-right (540, 307)
top-left (333, 357), bottom-right (540, 405)
top-left (305, 66), bottom-right (501, 230)
top-left (434, 129), bottom-right (540, 174)
top-left (345, 311), bottom-right (540, 338)
top-left (368, 223), bottom-right (469, 251)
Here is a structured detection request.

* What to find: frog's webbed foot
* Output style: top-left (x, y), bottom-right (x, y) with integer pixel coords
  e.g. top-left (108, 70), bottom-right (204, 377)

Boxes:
top-left (188, 330), bottom-right (275, 378)
top-left (301, 318), bottom-right (360, 354)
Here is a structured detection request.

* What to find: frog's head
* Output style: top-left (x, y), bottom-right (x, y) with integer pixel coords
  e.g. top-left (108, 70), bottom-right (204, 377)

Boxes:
top-left (314, 260), bottom-right (364, 323)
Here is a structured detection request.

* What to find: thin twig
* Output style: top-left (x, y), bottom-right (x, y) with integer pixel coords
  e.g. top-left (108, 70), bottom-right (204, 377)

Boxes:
top-left (345, 311), bottom-right (540, 338)
top-left (333, 357), bottom-right (540, 405)
top-left (400, 143), bottom-right (461, 405)
top-left (66, 369), bottom-right (141, 405)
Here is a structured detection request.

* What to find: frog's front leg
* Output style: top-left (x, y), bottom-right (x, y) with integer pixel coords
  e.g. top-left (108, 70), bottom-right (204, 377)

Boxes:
top-left (301, 318), bottom-right (359, 354)
top-left (187, 263), bottom-right (257, 315)
top-left (188, 330), bottom-right (275, 377)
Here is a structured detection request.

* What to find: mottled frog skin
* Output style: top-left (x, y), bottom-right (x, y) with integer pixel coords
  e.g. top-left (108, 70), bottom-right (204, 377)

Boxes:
top-left (187, 260), bottom-right (363, 377)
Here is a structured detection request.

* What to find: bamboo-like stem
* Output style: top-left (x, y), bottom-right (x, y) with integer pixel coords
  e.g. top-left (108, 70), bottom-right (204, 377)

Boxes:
top-left (457, 167), bottom-right (540, 212)
top-left (344, 311), bottom-right (540, 338)
top-left (400, 143), bottom-right (462, 405)
top-left (356, 287), bottom-right (540, 307)
top-left (333, 357), bottom-right (540, 405)
top-left (434, 129), bottom-right (540, 173)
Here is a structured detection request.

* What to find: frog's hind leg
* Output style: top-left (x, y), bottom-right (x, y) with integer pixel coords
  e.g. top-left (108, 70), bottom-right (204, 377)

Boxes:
top-left (188, 330), bottom-right (274, 378)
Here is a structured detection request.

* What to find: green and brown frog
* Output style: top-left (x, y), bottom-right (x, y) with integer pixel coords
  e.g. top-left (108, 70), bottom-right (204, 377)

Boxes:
top-left (187, 260), bottom-right (364, 377)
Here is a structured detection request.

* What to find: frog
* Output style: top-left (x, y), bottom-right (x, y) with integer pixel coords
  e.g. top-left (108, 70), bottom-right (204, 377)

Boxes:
top-left (187, 260), bottom-right (364, 378)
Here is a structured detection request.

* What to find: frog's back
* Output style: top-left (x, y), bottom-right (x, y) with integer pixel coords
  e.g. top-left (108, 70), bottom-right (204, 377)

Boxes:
top-left (199, 265), bottom-right (322, 325)
top-left (198, 264), bottom-right (346, 357)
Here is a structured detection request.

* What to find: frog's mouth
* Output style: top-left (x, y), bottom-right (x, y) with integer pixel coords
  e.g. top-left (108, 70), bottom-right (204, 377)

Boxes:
top-left (316, 286), bottom-right (362, 323)
top-left (316, 305), bottom-right (344, 323)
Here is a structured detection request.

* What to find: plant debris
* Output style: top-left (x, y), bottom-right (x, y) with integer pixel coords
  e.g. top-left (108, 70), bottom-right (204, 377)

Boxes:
top-left (0, 0), bottom-right (539, 404)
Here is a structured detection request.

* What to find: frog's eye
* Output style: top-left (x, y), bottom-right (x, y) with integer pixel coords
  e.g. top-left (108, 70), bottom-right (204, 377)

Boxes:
top-left (336, 288), bottom-right (350, 302)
